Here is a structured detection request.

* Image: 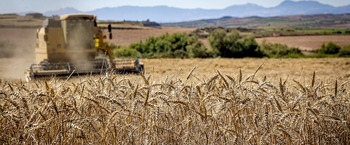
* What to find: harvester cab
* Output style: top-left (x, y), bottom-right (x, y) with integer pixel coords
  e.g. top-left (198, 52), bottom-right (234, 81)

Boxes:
top-left (25, 14), bottom-right (143, 81)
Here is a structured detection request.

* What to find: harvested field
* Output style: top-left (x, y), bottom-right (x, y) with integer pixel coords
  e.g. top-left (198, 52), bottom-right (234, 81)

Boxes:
top-left (0, 58), bottom-right (349, 144)
top-left (256, 35), bottom-right (350, 51)
top-left (110, 27), bottom-right (195, 46)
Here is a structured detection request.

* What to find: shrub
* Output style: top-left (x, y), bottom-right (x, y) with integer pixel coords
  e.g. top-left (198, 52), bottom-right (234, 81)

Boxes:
top-left (208, 29), bottom-right (226, 57)
top-left (112, 45), bottom-right (141, 58)
top-left (208, 29), bottom-right (235, 57)
top-left (237, 36), bottom-right (264, 57)
top-left (186, 35), bottom-right (210, 58)
top-left (129, 33), bottom-right (207, 58)
top-left (318, 42), bottom-right (341, 54)
top-left (258, 40), bottom-right (304, 58)
top-left (173, 49), bottom-right (187, 58)
top-left (208, 29), bottom-right (261, 58)
top-left (338, 45), bottom-right (350, 57)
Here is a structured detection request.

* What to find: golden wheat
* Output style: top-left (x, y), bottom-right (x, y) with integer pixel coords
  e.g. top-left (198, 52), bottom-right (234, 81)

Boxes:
top-left (0, 67), bottom-right (349, 144)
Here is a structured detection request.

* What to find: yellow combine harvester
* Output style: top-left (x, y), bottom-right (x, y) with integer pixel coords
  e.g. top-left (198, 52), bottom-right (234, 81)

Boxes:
top-left (25, 14), bottom-right (144, 81)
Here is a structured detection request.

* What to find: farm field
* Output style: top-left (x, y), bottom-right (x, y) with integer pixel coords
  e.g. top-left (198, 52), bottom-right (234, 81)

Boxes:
top-left (110, 27), bottom-right (195, 46)
top-left (1, 27), bottom-right (350, 80)
top-left (1, 27), bottom-right (350, 144)
top-left (256, 35), bottom-right (350, 51)
top-left (1, 12), bottom-right (350, 144)
top-left (1, 57), bottom-right (350, 82)
top-left (1, 27), bottom-right (350, 52)
top-left (1, 58), bottom-right (350, 144)
top-left (139, 58), bottom-right (350, 83)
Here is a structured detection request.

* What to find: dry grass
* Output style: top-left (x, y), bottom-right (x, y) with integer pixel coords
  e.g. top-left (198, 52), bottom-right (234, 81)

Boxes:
top-left (139, 58), bottom-right (350, 82)
top-left (0, 60), bottom-right (349, 144)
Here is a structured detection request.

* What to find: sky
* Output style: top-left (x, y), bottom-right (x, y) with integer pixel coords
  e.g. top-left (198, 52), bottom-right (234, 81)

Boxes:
top-left (1, 0), bottom-right (350, 14)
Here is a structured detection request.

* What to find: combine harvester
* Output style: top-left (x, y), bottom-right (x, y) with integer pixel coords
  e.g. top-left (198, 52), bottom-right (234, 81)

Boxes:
top-left (25, 14), bottom-right (144, 81)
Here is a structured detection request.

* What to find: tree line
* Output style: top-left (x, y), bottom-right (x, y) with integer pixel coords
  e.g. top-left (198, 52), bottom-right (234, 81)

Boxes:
top-left (111, 28), bottom-right (350, 58)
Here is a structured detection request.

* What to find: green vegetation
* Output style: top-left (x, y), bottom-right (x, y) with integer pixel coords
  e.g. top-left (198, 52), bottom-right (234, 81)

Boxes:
top-left (318, 42), bottom-right (341, 55)
top-left (258, 40), bottom-right (304, 58)
top-left (114, 33), bottom-right (209, 58)
top-left (208, 29), bottom-right (262, 57)
top-left (191, 27), bottom-right (350, 39)
top-left (112, 45), bottom-right (141, 58)
top-left (305, 42), bottom-right (350, 58)
top-left (339, 45), bottom-right (350, 57)
top-left (111, 28), bottom-right (349, 59)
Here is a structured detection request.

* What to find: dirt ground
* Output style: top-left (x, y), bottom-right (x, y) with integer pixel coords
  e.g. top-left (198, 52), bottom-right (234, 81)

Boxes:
top-left (110, 27), bottom-right (195, 46)
top-left (256, 35), bottom-right (350, 51)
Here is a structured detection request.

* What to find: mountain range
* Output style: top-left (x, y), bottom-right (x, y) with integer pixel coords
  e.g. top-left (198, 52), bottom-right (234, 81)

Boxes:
top-left (35, 1), bottom-right (350, 22)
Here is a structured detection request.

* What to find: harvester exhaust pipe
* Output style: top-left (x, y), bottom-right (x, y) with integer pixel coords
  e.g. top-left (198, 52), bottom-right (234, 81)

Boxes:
top-left (108, 24), bottom-right (112, 39)
top-left (94, 16), bottom-right (97, 27)
top-left (106, 23), bottom-right (114, 68)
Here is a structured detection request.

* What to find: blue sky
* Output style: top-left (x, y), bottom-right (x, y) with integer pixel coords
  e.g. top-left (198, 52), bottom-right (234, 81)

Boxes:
top-left (1, 0), bottom-right (350, 13)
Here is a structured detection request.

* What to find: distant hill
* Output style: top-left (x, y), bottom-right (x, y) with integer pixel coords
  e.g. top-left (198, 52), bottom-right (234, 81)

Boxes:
top-left (0, 13), bottom-right (160, 29)
top-left (162, 14), bottom-right (350, 28)
top-left (36, 1), bottom-right (350, 23)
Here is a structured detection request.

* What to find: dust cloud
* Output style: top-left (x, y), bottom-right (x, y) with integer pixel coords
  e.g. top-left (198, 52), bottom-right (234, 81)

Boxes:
top-left (0, 21), bottom-right (97, 81)
top-left (0, 28), bottom-right (36, 80)
top-left (66, 21), bottom-right (95, 71)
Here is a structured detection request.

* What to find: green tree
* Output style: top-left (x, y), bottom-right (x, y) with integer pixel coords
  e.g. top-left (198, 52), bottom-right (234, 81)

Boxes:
top-left (258, 40), bottom-right (303, 58)
top-left (319, 42), bottom-right (341, 54)
top-left (112, 45), bottom-right (141, 58)
top-left (208, 29), bottom-right (226, 57)
top-left (129, 32), bottom-right (207, 58)
top-left (338, 45), bottom-right (350, 57)
top-left (238, 36), bottom-right (263, 57)
top-left (186, 35), bottom-right (210, 58)
top-left (208, 29), bottom-right (261, 58)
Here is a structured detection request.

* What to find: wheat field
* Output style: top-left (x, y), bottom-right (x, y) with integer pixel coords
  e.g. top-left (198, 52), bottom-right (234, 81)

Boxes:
top-left (1, 58), bottom-right (349, 144)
